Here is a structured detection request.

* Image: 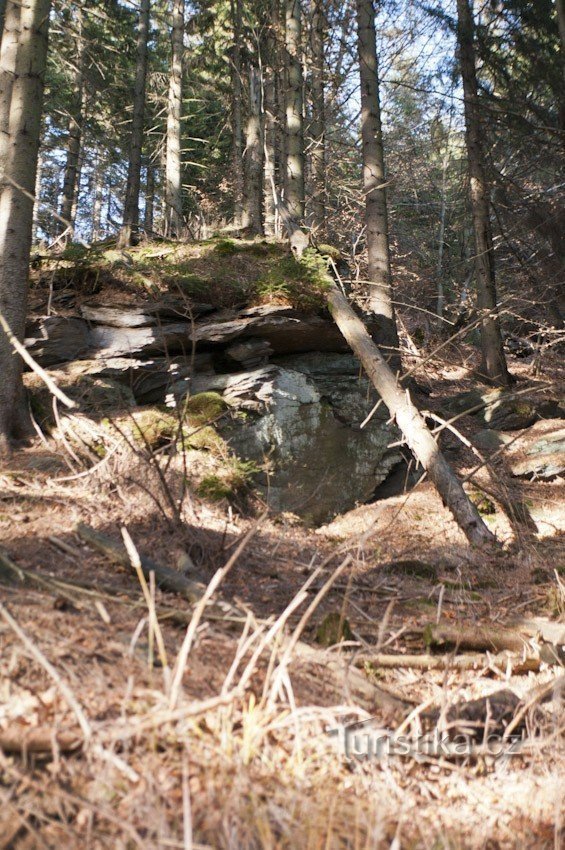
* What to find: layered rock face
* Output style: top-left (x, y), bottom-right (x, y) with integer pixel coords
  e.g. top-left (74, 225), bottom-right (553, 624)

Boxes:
top-left (25, 302), bottom-right (401, 522)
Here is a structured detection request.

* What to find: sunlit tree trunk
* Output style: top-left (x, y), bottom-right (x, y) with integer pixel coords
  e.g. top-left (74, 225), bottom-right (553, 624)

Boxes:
top-left (32, 143), bottom-right (44, 243)
top-left (264, 66), bottom-right (277, 235)
top-left (120, 0), bottom-right (151, 246)
top-left (242, 66), bottom-right (264, 234)
top-left (274, 0), bottom-right (287, 216)
top-left (309, 0), bottom-right (325, 234)
top-left (285, 0), bottom-right (305, 221)
top-left (0, 0), bottom-right (51, 448)
top-left (356, 0), bottom-right (399, 370)
top-left (456, 0), bottom-right (510, 386)
top-left (165, 0), bottom-right (184, 237)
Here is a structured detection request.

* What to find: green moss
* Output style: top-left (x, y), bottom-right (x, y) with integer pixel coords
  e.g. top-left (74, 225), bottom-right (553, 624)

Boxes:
top-left (315, 612), bottom-right (354, 647)
top-left (196, 456), bottom-right (260, 502)
top-left (183, 392), bottom-right (228, 426)
top-left (214, 239), bottom-right (238, 256)
top-left (181, 425), bottom-right (225, 453)
top-left (316, 243), bottom-right (342, 262)
top-left (197, 475), bottom-right (234, 501)
top-left (256, 249), bottom-right (331, 310)
top-left (469, 490), bottom-right (496, 516)
top-left (129, 408), bottom-right (180, 448)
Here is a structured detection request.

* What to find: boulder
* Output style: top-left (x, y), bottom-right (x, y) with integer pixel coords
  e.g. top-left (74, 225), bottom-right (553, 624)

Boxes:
top-left (25, 317), bottom-right (91, 366)
top-left (191, 304), bottom-right (355, 353)
top-left (89, 322), bottom-right (192, 358)
top-left (188, 354), bottom-right (401, 524)
top-left (444, 388), bottom-right (564, 431)
top-left (475, 420), bottom-right (565, 480)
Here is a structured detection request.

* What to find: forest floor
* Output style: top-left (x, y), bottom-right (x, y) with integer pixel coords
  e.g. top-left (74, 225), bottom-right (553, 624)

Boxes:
top-left (0, 240), bottom-right (564, 849)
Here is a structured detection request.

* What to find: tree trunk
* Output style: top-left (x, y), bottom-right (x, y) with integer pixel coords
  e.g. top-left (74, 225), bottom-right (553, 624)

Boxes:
top-left (264, 66), bottom-right (277, 236)
top-left (91, 151), bottom-right (104, 241)
top-left (144, 162), bottom-right (155, 233)
top-left (309, 0), bottom-right (325, 234)
top-left (242, 65), bottom-right (264, 234)
top-left (274, 0), bottom-right (287, 221)
top-left (456, 0), bottom-right (511, 387)
top-left (32, 143), bottom-right (44, 243)
top-left (119, 0), bottom-right (151, 247)
top-left (230, 0), bottom-right (244, 226)
top-left (356, 0), bottom-right (400, 370)
top-left (285, 0), bottom-right (305, 221)
top-left (557, 0), bottom-right (565, 133)
top-left (325, 282), bottom-right (497, 548)
top-left (0, 0), bottom-right (51, 448)
top-left (59, 6), bottom-right (84, 240)
top-left (0, 0), bottom-right (6, 44)
top-left (165, 0), bottom-right (184, 238)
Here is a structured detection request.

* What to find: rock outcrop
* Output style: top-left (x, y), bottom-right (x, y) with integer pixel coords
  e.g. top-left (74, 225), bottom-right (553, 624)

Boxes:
top-left (24, 302), bottom-right (400, 522)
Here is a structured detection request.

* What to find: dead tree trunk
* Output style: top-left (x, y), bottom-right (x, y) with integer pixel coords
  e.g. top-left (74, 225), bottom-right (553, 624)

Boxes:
top-left (356, 0), bottom-right (400, 371)
top-left (456, 0), bottom-right (511, 387)
top-left (0, 0), bottom-right (51, 448)
top-left (325, 281), bottom-right (497, 548)
top-left (119, 0), bottom-right (151, 247)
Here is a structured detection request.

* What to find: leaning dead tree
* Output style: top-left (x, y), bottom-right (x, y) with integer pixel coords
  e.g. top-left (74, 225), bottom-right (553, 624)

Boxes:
top-left (325, 279), bottom-right (496, 548)
top-left (276, 188), bottom-right (496, 548)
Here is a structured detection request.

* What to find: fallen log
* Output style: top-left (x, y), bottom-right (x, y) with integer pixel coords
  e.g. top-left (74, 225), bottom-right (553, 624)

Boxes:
top-left (75, 522), bottom-right (205, 602)
top-left (0, 728), bottom-right (82, 755)
top-left (324, 280), bottom-right (497, 548)
top-left (423, 623), bottom-right (529, 654)
top-left (357, 651), bottom-right (540, 674)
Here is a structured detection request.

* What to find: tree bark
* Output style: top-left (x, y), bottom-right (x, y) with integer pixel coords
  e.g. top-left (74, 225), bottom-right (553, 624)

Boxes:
top-left (285, 0), bottom-right (305, 221)
top-left (144, 162), bottom-right (155, 233)
top-left (230, 0), bottom-right (244, 226)
top-left (456, 0), bottom-right (511, 387)
top-left (32, 142), bottom-right (44, 243)
top-left (0, 0), bottom-right (6, 45)
top-left (165, 0), bottom-right (184, 238)
top-left (91, 151), bottom-right (104, 242)
top-left (309, 0), bottom-right (325, 234)
top-left (356, 0), bottom-right (400, 370)
top-left (59, 6), bottom-right (84, 240)
top-left (242, 65), bottom-right (264, 234)
top-left (325, 281), bottom-right (497, 548)
top-left (0, 0), bottom-right (51, 448)
top-left (557, 0), bottom-right (565, 134)
top-left (119, 0), bottom-right (151, 247)
top-left (263, 66), bottom-right (277, 236)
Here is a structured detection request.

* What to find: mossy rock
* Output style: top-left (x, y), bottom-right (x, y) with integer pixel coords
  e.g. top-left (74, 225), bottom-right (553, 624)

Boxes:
top-left (127, 408), bottom-right (180, 448)
top-left (181, 424), bottom-right (226, 453)
top-left (315, 612), bottom-right (354, 647)
top-left (195, 457), bottom-right (260, 502)
top-left (183, 392), bottom-right (229, 426)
